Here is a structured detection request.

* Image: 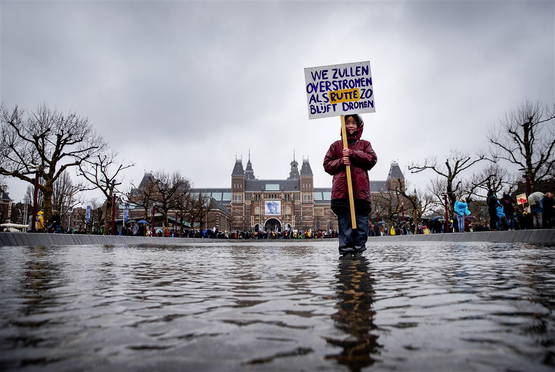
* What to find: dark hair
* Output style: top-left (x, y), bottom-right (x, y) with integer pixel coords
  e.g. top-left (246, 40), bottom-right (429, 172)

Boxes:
top-left (345, 114), bottom-right (363, 127)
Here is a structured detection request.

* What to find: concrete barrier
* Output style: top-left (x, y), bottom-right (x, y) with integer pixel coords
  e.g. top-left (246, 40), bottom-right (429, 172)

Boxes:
top-left (0, 229), bottom-right (554, 247)
top-left (366, 229), bottom-right (554, 244)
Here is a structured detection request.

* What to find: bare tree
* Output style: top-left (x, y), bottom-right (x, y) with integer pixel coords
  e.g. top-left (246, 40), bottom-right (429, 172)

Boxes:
top-left (0, 105), bottom-right (104, 223)
top-left (127, 173), bottom-right (157, 221)
top-left (151, 171), bottom-right (188, 227)
top-left (52, 170), bottom-right (82, 229)
top-left (371, 191), bottom-right (403, 223)
top-left (24, 184), bottom-right (43, 211)
top-left (395, 185), bottom-right (435, 234)
top-left (409, 151), bottom-right (485, 215)
top-left (489, 101), bottom-right (555, 195)
top-left (88, 198), bottom-right (104, 234)
top-left (78, 152), bottom-right (133, 234)
top-left (187, 192), bottom-right (210, 229)
top-left (172, 183), bottom-right (192, 233)
top-left (467, 164), bottom-right (513, 200)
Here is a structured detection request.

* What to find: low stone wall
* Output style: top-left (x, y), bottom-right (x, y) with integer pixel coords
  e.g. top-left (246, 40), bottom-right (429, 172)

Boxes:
top-left (367, 229), bottom-right (555, 244)
top-left (0, 232), bottom-right (215, 247)
top-left (0, 229), bottom-right (554, 247)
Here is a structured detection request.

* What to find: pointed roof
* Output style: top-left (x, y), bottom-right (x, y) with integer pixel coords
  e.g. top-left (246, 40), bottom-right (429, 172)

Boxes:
top-left (231, 159), bottom-right (244, 176)
top-left (138, 172), bottom-right (154, 189)
top-left (288, 152), bottom-right (300, 180)
top-left (245, 151), bottom-right (255, 180)
top-left (300, 159), bottom-right (313, 176)
top-left (387, 161), bottom-right (404, 180)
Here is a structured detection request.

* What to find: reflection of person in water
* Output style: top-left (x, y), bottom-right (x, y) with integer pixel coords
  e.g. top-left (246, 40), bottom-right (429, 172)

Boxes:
top-left (325, 257), bottom-right (380, 370)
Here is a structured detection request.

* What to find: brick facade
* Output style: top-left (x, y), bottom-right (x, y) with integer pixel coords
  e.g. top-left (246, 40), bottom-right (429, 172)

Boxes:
top-left (192, 158), bottom-right (405, 233)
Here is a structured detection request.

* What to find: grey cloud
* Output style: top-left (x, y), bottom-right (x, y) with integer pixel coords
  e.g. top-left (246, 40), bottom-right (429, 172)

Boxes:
top-left (1, 0), bottom-right (553, 202)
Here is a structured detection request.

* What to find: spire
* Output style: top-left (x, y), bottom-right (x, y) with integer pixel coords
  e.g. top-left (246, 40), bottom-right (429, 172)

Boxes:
top-left (300, 158), bottom-right (313, 176)
top-left (288, 149), bottom-right (300, 180)
top-left (231, 158), bottom-right (244, 176)
top-left (245, 150), bottom-right (256, 180)
top-left (387, 161), bottom-right (404, 180)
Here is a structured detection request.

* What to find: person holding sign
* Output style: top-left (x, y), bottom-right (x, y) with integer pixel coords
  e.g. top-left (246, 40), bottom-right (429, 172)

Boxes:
top-left (324, 114), bottom-right (377, 256)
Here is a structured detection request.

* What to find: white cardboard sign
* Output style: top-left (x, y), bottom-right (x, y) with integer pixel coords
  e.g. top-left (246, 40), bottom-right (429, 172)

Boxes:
top-left (304, 60), bottom-right (375, 119)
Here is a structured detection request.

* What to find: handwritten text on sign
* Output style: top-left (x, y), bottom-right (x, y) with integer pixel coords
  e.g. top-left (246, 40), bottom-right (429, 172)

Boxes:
top-left (304, 61), bottom-right (375, 119)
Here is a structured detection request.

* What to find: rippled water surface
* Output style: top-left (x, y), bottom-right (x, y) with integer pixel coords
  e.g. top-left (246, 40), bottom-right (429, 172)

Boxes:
top-left (1, 241), bottom-right (554, 371)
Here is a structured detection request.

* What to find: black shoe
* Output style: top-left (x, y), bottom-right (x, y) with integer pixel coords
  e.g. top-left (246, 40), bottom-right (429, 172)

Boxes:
top-left (354, 244), bottom-right (366, 253)
top-left (339, 247), bottom-right (355, 256)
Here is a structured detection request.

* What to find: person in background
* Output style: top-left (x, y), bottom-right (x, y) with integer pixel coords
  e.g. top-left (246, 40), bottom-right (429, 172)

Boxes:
top-left (454, 198), bottom-right (471, 232)
top-left (500, 193), bottom-right (516, 230)
top-left (496, 200), bottom-right (506, 230)
top-left (542, 192), bottom-right (554, 229)
top-left (528, 191), bottom-right (545, 229)
top-left (487, 190), bottom-right (498, 231)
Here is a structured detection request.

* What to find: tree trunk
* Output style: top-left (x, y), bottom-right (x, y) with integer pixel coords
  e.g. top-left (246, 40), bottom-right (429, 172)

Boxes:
top-left (104, 196), bottom-right (112, 235)
top-left (42, 187), bottom-right (53, 230)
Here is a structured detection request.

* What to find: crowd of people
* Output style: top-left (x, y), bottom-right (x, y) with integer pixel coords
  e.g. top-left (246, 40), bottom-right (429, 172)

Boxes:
top-left (487, 191), bottom-right (553, 231)
top-left (15, 190), bottom-right (554, 239)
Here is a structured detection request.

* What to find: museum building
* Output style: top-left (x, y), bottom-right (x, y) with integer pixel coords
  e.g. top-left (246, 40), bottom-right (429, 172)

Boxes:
top-left (191, 156), bottom-right (404, 232)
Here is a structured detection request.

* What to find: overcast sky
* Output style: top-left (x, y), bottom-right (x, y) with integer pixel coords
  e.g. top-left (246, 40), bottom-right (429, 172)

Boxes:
top-left (1, 0), bottom-right (554, 203)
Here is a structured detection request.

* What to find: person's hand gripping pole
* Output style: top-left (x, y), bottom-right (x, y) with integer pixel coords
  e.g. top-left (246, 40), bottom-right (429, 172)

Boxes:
top-left (340, 115), bottom-right (358, 229)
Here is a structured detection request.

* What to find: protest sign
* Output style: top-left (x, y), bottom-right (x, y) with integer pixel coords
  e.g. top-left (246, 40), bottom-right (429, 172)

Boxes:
top-left (516, 193), bottom-right (527, 205)
top-left (304, 61), bottom-right (374, 119)
top-left (303, 60), bottom-right (375, 229)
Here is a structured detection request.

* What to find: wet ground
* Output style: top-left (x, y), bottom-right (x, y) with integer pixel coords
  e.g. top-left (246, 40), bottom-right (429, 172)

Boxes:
top-left (0, 241), bottom-right (553, 371)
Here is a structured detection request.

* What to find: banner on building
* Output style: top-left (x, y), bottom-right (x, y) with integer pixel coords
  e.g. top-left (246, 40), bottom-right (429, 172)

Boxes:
top-left (265, 201), bottom-right (281, 215)
top-left (516, 193), bottom-right (527, 205)
top-left (304, 60), bottom-right (375, 119)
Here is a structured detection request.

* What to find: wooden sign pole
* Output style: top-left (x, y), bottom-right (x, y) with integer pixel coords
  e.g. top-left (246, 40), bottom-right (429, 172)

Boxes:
top-left (340, 115), bottom-right (358, 229)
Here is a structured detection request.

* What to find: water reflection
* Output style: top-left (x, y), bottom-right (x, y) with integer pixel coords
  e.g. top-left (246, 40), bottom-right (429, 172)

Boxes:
top-left (1, 242), bottom-right (554, 371)
top-left (326, 256), bottom-right (380, 370)
top-left (6, 247), bottom-right (69, 367)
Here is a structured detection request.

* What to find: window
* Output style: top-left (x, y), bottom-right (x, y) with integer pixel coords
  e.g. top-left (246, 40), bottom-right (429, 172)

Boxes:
top-left (222, 192), bottom-right (232, 201)
top-left (323, 192), bottom-right (331, 200)
top-left (313, 192), bottom-right (323, 201)
top-left (265, 184), bottom-right (280, 191)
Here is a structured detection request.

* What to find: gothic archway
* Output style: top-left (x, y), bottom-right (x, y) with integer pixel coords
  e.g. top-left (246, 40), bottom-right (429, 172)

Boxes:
top-left (264, 218), bottom-right (282, 232)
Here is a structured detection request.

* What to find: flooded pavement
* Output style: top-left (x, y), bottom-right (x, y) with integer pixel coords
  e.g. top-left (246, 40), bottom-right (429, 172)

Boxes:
top-left (0, 241), bottom-right (553, 371)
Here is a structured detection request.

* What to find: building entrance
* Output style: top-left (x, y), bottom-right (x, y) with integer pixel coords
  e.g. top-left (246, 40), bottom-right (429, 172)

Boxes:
top-left (264, 218), bottom-right (281, 232)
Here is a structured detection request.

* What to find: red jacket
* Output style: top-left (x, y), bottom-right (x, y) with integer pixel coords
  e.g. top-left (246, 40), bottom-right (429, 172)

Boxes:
top-left (323, 122), bottom-right (377, 201)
